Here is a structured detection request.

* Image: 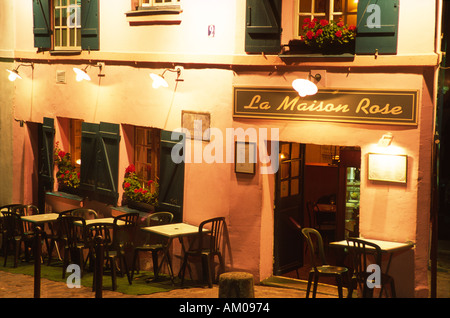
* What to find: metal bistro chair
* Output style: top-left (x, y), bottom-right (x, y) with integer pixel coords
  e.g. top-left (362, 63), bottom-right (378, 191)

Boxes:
top-left (301, 227), bottom-right (349, 298)
top-left (0, 204), bottom-right (23, 256)
top-left (346, 238), bottom-right (396, 298)
top-left (46, 209), bottom-right (77, 266)
top-left (180, 217), bottom-right (226, 288)
top-left (59, 215), bottom-right (91, 278)
top-left (2, 211), bottom-right (35, 267)
top-left (131, 212), bottom-right (174, 283)
top-left (113, 213), bottom-right (140, 284)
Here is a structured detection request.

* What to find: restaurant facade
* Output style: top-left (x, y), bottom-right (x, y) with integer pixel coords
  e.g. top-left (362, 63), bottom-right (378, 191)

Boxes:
top-left (0, 0), bottom-right (443, 297)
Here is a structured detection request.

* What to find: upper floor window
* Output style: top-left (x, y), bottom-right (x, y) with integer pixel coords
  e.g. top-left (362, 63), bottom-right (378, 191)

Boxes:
top-left (54, 0), bottom-right (81, 50)
top-left (33, 0), bottom-right (99, 51)
top-left (295, 0), bottom-right (358, 38)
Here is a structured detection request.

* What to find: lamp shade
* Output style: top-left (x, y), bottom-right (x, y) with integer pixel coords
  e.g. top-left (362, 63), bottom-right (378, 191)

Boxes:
top-left (73, 67), bottom-right (91, 81)
top-left (6, 69), bottom-right (22, 81)
top-left (292, 79), bottom-right (318, 97)
top-left (150, 73), bottom-right (169, 89)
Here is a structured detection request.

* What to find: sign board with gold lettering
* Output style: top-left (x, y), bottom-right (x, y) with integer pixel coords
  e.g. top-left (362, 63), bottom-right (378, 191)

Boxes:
top-left (233, 87), bottom-right (418, 126)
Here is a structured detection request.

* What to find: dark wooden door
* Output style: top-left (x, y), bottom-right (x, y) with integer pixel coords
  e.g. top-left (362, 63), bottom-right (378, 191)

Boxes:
top-left (273, 142), bottom-right (305, 275)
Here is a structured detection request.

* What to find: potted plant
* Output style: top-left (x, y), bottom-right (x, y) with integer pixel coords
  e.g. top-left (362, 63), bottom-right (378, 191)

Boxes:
top-left (122, 164), bottom-right (159, 212)
top-left (54, 141), bottom-right (80, 193)
top-left (288, 18), bottom-right (356, 55)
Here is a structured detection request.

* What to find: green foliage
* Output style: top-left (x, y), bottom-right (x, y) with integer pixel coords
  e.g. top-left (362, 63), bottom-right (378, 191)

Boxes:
top-left (301, 18), bottom-right (356, 49)
top-left (54, 141), bottom-right (80, 189)
top-left (122, 164), bottom-right (159, 206)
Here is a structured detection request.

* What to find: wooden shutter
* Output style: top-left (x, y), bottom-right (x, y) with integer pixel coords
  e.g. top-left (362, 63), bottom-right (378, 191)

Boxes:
top-left (245, 0), bottom-right (282, 54)
top-left (80, 122), bottom-right (99, 193)
top-left (355, 0), bottom-right (399, 54)
top-left (158, 130), bottom-right (185, 222)
top-left (80, 122), bottom-right (120, 205)
top-left (32, 0), bottom-right (51, 49)
top-left (39, 117), bottom-right (55, 187)
top-left (81, 0), bottom-right (99, 50)
top-left (96, 122), bottom-right (120, 204)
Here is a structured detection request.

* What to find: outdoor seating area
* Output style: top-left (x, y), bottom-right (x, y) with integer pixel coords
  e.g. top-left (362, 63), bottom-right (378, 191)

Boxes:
top-left (0, 203), bottom-right (229, 297)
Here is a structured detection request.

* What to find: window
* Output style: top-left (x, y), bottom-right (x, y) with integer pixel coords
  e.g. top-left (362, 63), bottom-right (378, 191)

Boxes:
top-left (134, 127), bottom-right (160, 185)
top-left (53, 0), bottom-right (81, 50)
top-left (69, 119), bottom-right (82, 170)
top-left (32, 0), bottom-right (99, 51)
top-left (295, 0), bottom-right (358, 38)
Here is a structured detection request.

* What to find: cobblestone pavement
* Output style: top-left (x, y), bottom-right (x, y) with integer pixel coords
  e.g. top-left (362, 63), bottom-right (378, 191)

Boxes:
top-left (0, 271), bottom-right (323, 299)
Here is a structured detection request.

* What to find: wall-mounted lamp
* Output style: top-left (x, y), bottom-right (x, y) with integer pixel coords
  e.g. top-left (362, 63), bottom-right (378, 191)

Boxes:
top-left (73, 62), bottom-right (104, 82)
top-left (292, 73), bottom-right (321, 97)
top-left (6, 63), bottom-right (34, 81)
top-left (150, 66), bottom-right (184, 89)
top-left (378, 132), bottom-right (393, 147)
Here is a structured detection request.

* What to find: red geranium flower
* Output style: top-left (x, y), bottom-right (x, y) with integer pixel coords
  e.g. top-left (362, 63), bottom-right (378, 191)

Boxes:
top-left (58, 151), bottom-right (66, 158)
top-left (306, 30), bottom-right (315, 39)
top-left (125, 164), bottom-right (135, 174)
top-left (335, 30), bottom-right (342, 37)
top-left (316, 29), bottom-right (323, 36)
top-left (124, 182), bottom-right (131, 188)
top-left (348, 25), bottom-right (356, 31)
top-left (320, 19), bottom-right (329, 27)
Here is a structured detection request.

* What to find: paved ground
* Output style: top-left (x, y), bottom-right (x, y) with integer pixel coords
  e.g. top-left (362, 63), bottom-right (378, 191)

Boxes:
top-left (0, 270), bottom-right (320, 299)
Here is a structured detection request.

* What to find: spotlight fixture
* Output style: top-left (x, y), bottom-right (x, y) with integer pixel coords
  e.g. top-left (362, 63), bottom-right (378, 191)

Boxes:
top-left (292, 73), bottom-right (321, 97)
top-left (6, 63), bottom-right (34, 81)
top-left (73, 62), bottom-right (104, 82)
top-left (150, 66), bottom-right (184, 89)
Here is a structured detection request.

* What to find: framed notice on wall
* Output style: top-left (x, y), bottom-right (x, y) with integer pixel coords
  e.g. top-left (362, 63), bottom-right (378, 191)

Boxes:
top-left (235, 141), bottom-right (256, 174)
top-left (368, 153), bottom-right (407, 183)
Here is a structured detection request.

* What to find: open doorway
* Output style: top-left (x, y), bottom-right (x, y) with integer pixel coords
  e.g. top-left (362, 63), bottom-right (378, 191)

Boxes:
top-left (273, 143), bottom-right (361, 278)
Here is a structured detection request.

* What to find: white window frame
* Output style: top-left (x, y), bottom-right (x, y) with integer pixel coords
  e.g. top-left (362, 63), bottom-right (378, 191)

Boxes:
top-left (53, 0), bottom-right (82, 50)
top-left (295, 0), bottom-right (358, 39)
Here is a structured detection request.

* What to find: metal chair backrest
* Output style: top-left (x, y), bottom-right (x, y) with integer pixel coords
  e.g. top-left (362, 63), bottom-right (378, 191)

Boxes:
top-left (71, 208), bottom-right (98, 220)
top-left (198, 217), bottom-right (226, 254)
top-left (11, 204), bottom-right (40, 216)
top-left (2, 212), bottom-right (22, 238)
top-left (301, 227), bottom-right (328, 271)
top-left (89, 223), bottom-right (116, 248)
top-left (146, 212), bottom-right (174, 226)
top-left (113, 212), bottom-right (140, 248)
top-left (346, 238), bottom-right (382, 275)
top-left (58, 215), bottom-right (88, 249)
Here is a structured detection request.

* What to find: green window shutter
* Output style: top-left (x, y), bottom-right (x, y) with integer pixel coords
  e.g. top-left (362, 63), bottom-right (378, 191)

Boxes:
top-left (96, 122), bottom-right (120, 205)
top-left (158, 130), bottom-right (185, 222)
top-left (32, 0), bottom-right (51, 49)
top-left (81, 0), bottom-right (99, 50)
top-left (245, 0), bottom-right (282, 54)
top-left (355, 0), bottom-right (399, 54)
top-left (80, 122), bottom-right (99, 193)
top-left (39, 117), bottom-right (55, 187)
top-left (80, 122), bottom-right (120, 205)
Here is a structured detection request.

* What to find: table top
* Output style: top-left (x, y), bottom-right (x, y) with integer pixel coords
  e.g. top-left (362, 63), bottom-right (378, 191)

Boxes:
top-left (141, 222), bottom-right (209, 238)
top-left (330, 238), bottom-right (415, 253)
top-left (21, 213), bottom-right (60, 224)
top-left (74, 218), bottom-right (125, 226)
